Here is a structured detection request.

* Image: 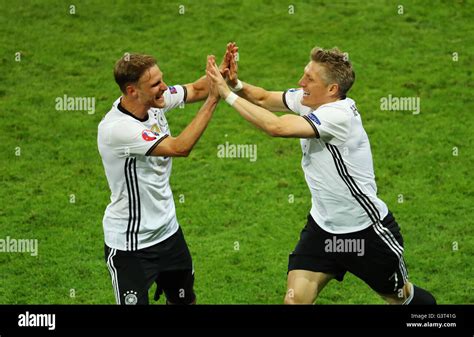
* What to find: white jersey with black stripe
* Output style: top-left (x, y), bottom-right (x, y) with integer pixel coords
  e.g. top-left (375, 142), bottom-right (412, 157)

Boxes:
top-left (98, 85), bottom-right (187, 251)
top-left (283, 88), bottom-right (388, 234)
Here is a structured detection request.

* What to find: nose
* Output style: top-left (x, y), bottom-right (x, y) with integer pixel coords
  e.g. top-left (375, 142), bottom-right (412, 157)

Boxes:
top-left (161, 82), bottom-right (168, 91)
top-left (298, 76), bottom-right (305, 88)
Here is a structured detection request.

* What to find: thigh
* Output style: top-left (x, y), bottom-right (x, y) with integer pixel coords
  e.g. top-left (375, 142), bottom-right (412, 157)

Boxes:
top-left (104, 245), bottom-right (150, 305)
top-left (288, 215), bottom-right (346, 281)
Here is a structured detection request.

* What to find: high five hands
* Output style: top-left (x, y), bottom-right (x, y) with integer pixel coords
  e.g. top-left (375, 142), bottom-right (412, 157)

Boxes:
top-left (207, 55), bottom-right (232, 100)
top-left (207, 42), bottom-right (239, 100)
top-left (219, 42), bottom-right (238, 85)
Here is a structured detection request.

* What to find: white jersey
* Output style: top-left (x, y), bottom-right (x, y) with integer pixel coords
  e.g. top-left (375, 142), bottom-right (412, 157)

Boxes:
top-left (283, 88), bottom-right (388, 234)
top-left (97, 85), bottom-right (187, 251)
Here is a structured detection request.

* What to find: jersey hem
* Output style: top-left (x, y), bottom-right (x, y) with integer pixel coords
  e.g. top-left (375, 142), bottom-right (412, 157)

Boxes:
top-left (104, 225), bottom-right (180, 252)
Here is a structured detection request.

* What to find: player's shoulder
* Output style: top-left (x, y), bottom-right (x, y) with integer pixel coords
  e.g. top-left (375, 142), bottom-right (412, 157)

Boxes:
top-left (100, 97), bottom-right (122, 121)
top-left (317, 97), bottom-right (358, 118)
top-left (161, 84), bottom-right (186, 113)
top-left (283, 88), bottom-right (311, 115)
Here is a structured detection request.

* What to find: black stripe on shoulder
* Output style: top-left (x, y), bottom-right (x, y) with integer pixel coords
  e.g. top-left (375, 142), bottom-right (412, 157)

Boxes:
top-left (145, 134), bottom-right (169, 156)
top-left (181, 85), bottom-right (188, 103)
top-left (302, 115), bottom-right (320, 138)
top-left (282, 90), bottom-right (290, 111)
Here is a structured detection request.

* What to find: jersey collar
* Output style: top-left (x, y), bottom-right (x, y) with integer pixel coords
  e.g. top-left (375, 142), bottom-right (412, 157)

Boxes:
top-left (117, 99), bottom-right (149, 122)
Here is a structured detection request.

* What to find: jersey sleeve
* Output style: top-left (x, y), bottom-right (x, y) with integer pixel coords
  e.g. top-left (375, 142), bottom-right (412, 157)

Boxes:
top-left (162, 85), bottom-right (187, 113)
top-left (302, 107), bottom-right (351, 145)
top-left (107, 120), bottom-right (169, 157)
top-left (282, 88), bottom-right (307, 115)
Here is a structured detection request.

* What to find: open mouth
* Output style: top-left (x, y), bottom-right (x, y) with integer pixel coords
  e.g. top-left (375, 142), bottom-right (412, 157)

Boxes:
top-left (303, 91), bottom-right (310, 97)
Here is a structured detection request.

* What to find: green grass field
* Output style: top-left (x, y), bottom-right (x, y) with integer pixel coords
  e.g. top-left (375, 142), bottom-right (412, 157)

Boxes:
top-left (0, 0), bottom-right (473, 304)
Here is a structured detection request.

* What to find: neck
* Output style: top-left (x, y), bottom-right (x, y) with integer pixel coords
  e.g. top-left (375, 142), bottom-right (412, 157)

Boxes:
top-left (121, 96), bottom-right (149, 119)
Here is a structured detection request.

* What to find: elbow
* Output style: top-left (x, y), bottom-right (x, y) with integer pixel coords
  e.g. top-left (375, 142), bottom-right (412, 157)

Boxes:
top-left (175, 148), bottom-right (191, 157)
top-left (172, 142), bottom-right (191, 157)
top-left (256, 98), bottom-right (266, 108)
top-left (266, 123), bottom-right (284, 137)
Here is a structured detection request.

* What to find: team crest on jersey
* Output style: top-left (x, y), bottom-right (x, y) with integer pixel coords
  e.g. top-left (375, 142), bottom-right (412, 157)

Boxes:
top-left (169, 86), bottom-right (177, 94)
top-left (307, 113), bottom-right (321, 125)
top-left (151, 124), bottom-right (161, 134)
top-left (142, 129), bottom-right (157, 141)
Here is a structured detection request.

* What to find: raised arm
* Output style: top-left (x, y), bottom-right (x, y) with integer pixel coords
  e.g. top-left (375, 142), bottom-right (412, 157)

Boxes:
top-left (207, 58), bottom-right (316, 139)
top-left (150, 56), bottom-right (220, 157)
top-left (236, 83), bottom-right (288, 113)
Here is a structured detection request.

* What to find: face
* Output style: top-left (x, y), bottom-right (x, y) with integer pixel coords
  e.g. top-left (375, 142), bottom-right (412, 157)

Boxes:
top-left (298, 61), bottom-right (338, 109)
top-left (131, 65), bottom-right (168, 109)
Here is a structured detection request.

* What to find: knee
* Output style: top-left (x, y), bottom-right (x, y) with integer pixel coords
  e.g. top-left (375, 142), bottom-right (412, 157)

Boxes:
top-left (284, 294), bottom-right (297, 304)
top-left (284, 288), bottom-right (315, 305)
top-left (379, 282), bottom-right (437, 305)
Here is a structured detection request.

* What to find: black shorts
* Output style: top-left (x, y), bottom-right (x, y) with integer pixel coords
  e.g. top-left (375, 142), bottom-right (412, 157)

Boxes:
top-left (288, 212), bottom-right (409, 294)
top-left (104, 226), bottom-right (195, 305)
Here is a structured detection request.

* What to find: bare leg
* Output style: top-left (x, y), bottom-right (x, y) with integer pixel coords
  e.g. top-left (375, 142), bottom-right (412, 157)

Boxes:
top-left (284, 270), bottom-right (334, 304)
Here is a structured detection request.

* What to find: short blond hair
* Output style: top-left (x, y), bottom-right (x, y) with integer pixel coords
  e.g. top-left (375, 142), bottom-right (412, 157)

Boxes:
top-left (114, 54), bottom-right (157, 94)
top-left (310, 47), bottom-right (355, 98)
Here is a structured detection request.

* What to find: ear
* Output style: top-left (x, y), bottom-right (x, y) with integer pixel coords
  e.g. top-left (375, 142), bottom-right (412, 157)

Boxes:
top-left (328, 83), bottom-right (339, 97)
top-left (125, 84), bottom-right (138, 97)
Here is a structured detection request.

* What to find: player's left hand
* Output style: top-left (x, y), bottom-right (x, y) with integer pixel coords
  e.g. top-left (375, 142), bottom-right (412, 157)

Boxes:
top-left (218, 42), bottom-right (238, 79)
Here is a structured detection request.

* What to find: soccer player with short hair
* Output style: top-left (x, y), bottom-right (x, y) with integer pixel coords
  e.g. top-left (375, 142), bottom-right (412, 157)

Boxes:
top-left (97, 48), bottom-right (233, 305)
top-left (206, 46), bottom-right (436, 305)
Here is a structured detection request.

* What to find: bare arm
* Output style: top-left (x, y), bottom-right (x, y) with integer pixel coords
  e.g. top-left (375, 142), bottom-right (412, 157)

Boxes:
top-left (207, 60), bottom-right (316, 138)
top-left (184, 75), bottom-right (209, 103)
top-left (225, 50), bottom-right (290, 112)
top-left (229, 94), bottom-right (316, 138)
top-left (238, 83), bottom-right (289, 112)
top-left (150, 56), bottom-right (220, 157)
top-left (150, 96), bottom-right (218, 156)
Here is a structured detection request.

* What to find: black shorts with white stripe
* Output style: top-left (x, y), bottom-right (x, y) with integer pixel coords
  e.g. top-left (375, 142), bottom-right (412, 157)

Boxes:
top-left (288, 212), bottom-right (409, 295)
top-left (105, 226), bottom-right (195, 305)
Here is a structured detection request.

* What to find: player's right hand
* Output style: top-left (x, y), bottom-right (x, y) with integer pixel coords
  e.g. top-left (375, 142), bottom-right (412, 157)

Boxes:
top-left (207, 55), bottom-right (231, 99)
top-left (226, 42), bottom-right (239, 88)
top-left (207, 55), bottom-right (220, 99)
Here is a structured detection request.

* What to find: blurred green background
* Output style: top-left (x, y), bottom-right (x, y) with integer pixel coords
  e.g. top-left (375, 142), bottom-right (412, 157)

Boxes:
top-left (0, 0), bottom-right (472, 303)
